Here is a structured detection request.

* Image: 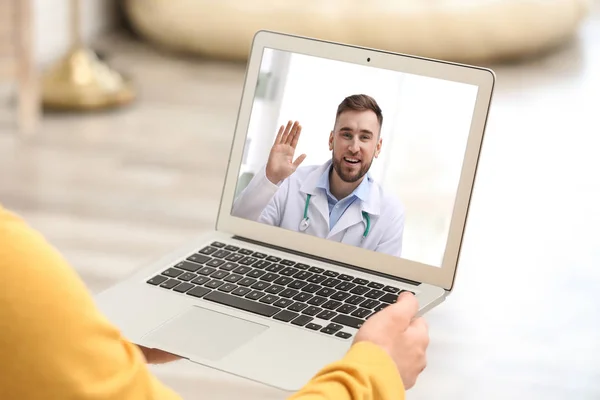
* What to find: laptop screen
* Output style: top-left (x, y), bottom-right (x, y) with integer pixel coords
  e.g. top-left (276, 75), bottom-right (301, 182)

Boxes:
top-left (230, 47), bottom-right (479, 269)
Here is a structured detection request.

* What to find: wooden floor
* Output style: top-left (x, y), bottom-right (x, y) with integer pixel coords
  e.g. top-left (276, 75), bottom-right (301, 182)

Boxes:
top-left (1, 6), bottom-right (600, 399)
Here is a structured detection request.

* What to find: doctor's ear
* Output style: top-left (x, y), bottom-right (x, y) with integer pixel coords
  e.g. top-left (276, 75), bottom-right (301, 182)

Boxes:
top-left (375, 137), bottom-right (382, 157)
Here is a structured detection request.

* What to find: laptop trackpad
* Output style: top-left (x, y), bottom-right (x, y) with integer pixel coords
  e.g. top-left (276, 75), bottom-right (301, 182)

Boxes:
top-left (143, 306), bottom-right (269, 361)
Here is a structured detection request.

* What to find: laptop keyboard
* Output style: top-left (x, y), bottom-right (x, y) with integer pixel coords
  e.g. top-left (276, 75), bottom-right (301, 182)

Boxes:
top-left (146, 242), bottom-right (415, 339)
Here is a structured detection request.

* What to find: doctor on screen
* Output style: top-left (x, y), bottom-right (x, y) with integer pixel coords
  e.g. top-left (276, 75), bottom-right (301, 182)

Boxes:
top-left (232, 94), bottom-right (405, 257)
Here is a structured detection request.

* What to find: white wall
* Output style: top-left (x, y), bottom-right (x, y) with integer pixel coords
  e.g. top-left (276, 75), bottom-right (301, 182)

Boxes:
top-left (33, 0), bottom-right (118, 67)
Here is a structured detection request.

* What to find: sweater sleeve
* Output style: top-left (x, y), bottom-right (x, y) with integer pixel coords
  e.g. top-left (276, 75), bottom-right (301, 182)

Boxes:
top-left (0, 205), bottom-right (182, 400)
top-left (287, 341), bottom-right (405, 400)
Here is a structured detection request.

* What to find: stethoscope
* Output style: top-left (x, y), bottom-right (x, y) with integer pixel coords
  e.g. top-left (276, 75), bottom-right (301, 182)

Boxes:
top-left (299, 194), bottom-right (371, 240)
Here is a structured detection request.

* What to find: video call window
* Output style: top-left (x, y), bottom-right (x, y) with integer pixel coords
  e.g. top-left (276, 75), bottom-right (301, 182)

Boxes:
top-left (231, 48), bottom-right (479, 268)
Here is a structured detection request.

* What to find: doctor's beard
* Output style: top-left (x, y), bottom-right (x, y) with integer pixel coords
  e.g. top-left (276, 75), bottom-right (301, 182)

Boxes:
top-left (332, 152), bottom-right (374, 183)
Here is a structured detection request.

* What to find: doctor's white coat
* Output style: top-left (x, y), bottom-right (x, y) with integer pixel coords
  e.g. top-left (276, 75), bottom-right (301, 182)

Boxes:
top-left (231, 160), bottom-right (405, 257)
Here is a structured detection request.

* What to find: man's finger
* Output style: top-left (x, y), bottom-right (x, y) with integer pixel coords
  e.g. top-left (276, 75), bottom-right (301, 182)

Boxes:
top-left (279, 121), bottom-right (293, 144)
top-left (283, 121), bottom-right (297, 145)
top-left (290, 124), bottom-right (302, 148)
top-left (286, 122), bottom-right (298, 145)
top-left (289, 121), bottom-right (300, 144)
top-left (386, 292), bottom-right (419, 326)
top-left (293, 154), bottom-right (307, 168)
top-left (274, 124), bottom-right (285, 145)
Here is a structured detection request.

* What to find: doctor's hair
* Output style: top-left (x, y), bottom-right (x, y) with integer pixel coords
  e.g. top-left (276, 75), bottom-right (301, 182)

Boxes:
top-left (335, 94), bottom-right (383, 129)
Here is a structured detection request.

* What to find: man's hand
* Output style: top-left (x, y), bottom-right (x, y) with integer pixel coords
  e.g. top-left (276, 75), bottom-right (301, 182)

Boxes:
top-left (353, 292), bottom-right (429, 390)
top-left (265, 120), bottom-right (307, 184)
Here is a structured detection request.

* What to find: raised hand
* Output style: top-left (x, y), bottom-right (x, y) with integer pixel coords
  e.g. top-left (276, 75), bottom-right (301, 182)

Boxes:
top-left (265, 121), bottom-right (307, 184)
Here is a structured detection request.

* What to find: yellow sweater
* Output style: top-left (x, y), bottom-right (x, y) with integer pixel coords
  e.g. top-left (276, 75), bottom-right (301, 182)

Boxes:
top-left (0, 205), bottom-right (405, 400)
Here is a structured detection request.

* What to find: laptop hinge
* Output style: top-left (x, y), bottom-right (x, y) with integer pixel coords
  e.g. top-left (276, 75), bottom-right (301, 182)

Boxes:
top-left (232, 235), bottom-right (422, 287)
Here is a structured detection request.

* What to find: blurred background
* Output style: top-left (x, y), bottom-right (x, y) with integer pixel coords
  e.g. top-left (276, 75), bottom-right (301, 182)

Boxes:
top-left (1, 1), bottom-right (599, 399)
top-left (239, 48), bottom-right (479, 267)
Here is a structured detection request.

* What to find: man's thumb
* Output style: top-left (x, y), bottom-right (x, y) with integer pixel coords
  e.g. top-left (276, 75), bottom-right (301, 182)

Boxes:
top-left (378, 291), bottom-right (419, 324)
top-left (293, 154), bottom-right (307, 168)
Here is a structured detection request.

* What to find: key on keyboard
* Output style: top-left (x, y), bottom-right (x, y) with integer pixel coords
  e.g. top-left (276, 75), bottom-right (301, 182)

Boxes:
top-left (204, 291), bottom-right (279, 317)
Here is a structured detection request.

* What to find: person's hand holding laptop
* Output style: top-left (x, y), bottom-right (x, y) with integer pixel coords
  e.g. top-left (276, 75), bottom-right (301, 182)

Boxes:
top-left (353, 291), bottom-right (429, 390)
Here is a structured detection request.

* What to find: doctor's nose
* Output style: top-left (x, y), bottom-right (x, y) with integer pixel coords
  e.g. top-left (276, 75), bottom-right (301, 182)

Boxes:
top-left (348, 139), bottom-right (360, 153)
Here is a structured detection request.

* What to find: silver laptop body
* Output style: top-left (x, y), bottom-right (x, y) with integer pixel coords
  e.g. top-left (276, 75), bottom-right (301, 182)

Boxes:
top-left (95, 30), bottom-right (495, 392)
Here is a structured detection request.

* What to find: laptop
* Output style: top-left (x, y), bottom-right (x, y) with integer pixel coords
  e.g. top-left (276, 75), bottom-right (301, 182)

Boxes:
top-left (95, 30), bottom-right (495, 392)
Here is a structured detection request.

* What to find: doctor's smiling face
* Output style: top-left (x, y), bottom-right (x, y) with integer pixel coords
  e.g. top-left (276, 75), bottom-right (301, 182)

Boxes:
top-left (328, 95), bottom-right (383, 196)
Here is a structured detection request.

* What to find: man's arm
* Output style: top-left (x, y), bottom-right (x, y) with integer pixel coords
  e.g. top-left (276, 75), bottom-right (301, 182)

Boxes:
top-left (232, 120), bottom-right (306, 223)
top-left (231, 165), bottom-right (282, 223)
